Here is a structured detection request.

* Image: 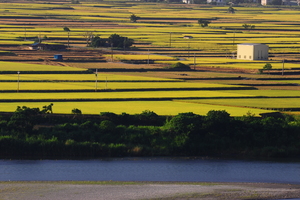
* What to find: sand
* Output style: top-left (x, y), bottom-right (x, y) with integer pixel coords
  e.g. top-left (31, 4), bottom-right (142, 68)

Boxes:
top-left (0, 181), bottom-right (300, 200)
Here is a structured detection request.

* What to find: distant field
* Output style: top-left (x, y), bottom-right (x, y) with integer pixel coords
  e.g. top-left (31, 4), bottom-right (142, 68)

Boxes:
top-left (104, 54), bottom-right (177, 61)
top-left (182, 98), bottom-right (300, 110)
top-left (225, 90), bottom-right (300, 97)
top-left (0, 82), bottom-right (248, 91)
top-left (0, 73), bottom-right (180, 81)
top-left (2, 3), bottom-right (300, 57)
top-left (0, 62), bottom-right (87, 72)
top-left (0, 2), bottom-right (300, 116)
top-left (0, 101), bottom-right (272, 116)
top-left (0, 90), bottom-right (254, 100)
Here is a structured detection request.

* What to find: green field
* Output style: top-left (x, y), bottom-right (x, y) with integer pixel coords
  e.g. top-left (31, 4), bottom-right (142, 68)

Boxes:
top-left (0, 73), bottom-right (180, 81)
top-left (0, 101), bottom-right (271, 116)
top-left (0, 90), bottom-right (254, 100)
top-left (181, 98), bottom-right (300, 110)
top-left (0, 2), bottom-right (300, 116)
top-left (0, 62), bottom-right (87, 72)
top-left (0, 81), bottom-right (248, 91)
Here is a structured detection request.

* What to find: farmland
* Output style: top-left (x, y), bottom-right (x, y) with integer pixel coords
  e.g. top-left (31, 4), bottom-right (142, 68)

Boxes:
top-left (0, 0), bottom-right (300, 117)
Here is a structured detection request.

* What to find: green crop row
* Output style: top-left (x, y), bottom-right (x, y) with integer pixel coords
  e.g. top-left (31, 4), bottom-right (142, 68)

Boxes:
top-left (0, 90), bottom-right (254, 100)
top-left (0, 101), bottom-right (271, 116)
top-left (0, 82), bottom-right (248, 91)
top-left (182, 98), bottom-right (300, 109)
top-left (0, 73), bottom-right (180, 81)
top-left (0, 62), bottom-right (87, 72)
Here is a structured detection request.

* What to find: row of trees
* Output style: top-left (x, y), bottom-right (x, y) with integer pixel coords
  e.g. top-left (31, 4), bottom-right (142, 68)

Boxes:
top-left (90, 34), bottom-right (134, 48)
top-left (0, 105), bottom-right (300, 158)
top-left (60, 27), bottom-right (134, 49)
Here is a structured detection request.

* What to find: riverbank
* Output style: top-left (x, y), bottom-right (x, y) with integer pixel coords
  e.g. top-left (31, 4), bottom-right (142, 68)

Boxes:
top-left (0, 181), bottom-right (300, 200)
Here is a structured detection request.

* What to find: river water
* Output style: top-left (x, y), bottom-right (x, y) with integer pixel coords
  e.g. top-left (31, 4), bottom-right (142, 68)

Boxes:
top-left (0, 157), bottom-right (300, 184)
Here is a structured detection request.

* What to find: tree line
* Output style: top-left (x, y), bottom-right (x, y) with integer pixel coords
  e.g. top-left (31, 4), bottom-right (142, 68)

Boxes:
top-left (0, 105), bottom-right (299, 159)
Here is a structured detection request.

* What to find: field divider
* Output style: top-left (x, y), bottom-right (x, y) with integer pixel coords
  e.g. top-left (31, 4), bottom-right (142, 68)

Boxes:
top-left (0, 87), bottom-right (257, 93)
top-left (0, 71), bottom-right (91, 74)
top-left (0, 80), bottom-right (183, 83)
top-left (233, 83), bottom-right (298, 86)
top-left (1, 96), bottom-right (300, 102)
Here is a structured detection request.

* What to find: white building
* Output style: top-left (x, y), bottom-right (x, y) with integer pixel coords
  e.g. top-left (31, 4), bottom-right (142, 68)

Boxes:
top-left (261, 0), bottom-right (298, 5)
top-left (237, 43), bottom-right (269, 61)
top-left (207, 0), bottom-right (226, 5)
top-left (261, 0), bottom-right (271, 5)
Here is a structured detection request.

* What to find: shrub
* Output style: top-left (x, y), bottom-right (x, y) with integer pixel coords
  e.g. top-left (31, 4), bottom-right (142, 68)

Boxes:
top-left (170, 62), bottom-right (190, 70)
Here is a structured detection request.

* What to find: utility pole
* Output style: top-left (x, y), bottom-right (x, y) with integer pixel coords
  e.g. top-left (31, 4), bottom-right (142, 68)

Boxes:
top-left (105, 76), bottom-right (108, 90)
top-left (95, 69), bottom-right (98, 92)
top-left (194, 53), bottom-right (196, 70)
top-left (282, 59), bottom-right (285, 76)
top-left (169, 32), bottom-right (172, 48)
top-left (111, 43), bottom-right (114, 62)
top-left (188, 42), bottom-right (190, 59)
top-left (67, 31), bottom-right (70, 47)
top-left (17, 71), bottom-right (20, 92)
top-left (233, 30), bottom-right (235, 47)
top-left (147, 49), bottom-right (150, 65)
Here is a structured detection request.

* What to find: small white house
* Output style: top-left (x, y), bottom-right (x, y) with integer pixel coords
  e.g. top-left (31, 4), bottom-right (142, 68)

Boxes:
top-left (207, 0), bottom-right (226, 5)
top-left (182, 0), bottom-right (192, 3)
top-left (237, 43), bottom-right (269, 61)
top-left (261, 0), bottom-right (271, 5)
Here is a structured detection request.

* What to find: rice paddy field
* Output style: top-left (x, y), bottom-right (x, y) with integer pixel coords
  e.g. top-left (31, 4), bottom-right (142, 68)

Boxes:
top-left (0, 0), bottom-right (300, 116)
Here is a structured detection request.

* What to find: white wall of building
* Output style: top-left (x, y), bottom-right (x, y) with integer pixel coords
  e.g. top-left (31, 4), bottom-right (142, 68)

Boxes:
top-left (237, 43), bottom-right (269, 61)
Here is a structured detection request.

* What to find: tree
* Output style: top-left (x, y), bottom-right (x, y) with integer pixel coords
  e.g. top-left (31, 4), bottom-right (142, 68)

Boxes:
top-left (108, 34), bottom-right (134, 48)
top-left (90, 36), bottom-right (106, 48)
top-left (163, 112), bottom-right (203, 149)
top-left (242, 24), bottom-right (255, 30)
top-left (198, 19), bottom-right (211, 27)
top-left (42, 103), bottom-right (54, 114)
top-left (130, 14), bottom-right (140, 23)
top-left (83, 31), bottom-right (94, 46)
top-left (170, 62), bottom-right (191, 70)
top-left (72, 108), bottom-right (82, 115)
top-left (63, 27), bottom-right (71, 47)
top-left (263, 63), bottom-right (272, 74)
top-left (7, 106), bottom-right (41, 135)
top-left (203, 110), bottom-right (232, 134)
top-left (228, 6), bottom-right (235, 14)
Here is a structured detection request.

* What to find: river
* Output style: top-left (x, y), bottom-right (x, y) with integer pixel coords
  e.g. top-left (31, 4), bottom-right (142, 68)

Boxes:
top-left (0, 157), bottom-right (299, 184)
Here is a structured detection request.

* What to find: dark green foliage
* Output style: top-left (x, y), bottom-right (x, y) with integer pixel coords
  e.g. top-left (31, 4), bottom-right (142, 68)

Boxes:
top-left (129, 14), bottom-right (140, 22)
top-left (72, 108), bottom-right (82, 115)
top-left (263, 63), bottom-right (272, 70)
top-left (42, 103), bottom-right (53, 114)
top-left (1, 105), bottom-right (300, 159)
top-left (170, 62), bottom-right (190, 70)
top-left (228, 6), bottom-right (235, 13)
top-left (134, 110), bottom-right (163, 126)
top-left (242, 24), bottom-right (255, 30)
top-left (63, 27), bottom-right (70, 32)
top-left (90, 36), bottom-right (106, 48)
top-left (197, 19), bottom-right (211, 27)
top-left (108, 34), bottom-right (134, 48)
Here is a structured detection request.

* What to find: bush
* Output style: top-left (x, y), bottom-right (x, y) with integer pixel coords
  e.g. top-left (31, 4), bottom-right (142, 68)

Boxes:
top-left (169, 62), bottom-right (190, 70)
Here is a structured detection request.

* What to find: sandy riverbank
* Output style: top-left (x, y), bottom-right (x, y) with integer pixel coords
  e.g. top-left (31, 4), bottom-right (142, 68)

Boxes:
top-left (0, 181), bottom-right (300, 200)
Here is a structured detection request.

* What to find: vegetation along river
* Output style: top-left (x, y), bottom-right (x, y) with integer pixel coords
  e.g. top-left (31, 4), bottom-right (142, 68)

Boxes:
top-left (1, 157), bottom-right (299, 183)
